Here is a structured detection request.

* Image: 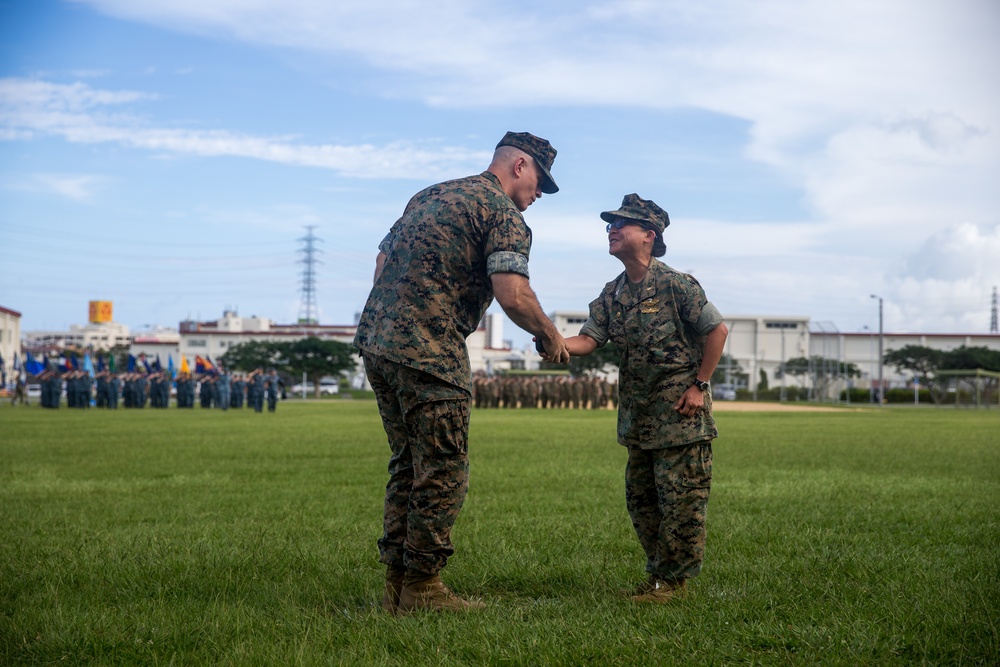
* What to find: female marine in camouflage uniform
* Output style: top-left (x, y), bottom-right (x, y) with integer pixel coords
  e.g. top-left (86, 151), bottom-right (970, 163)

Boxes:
top-left (555, 194), bottom-right (728, 603)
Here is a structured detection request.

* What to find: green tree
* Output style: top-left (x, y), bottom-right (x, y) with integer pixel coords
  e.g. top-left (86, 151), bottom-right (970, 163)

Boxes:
top-left (219, 340), bottom-right (285, 372)
top-left (757, 368), bottom-right (769, 392)
top-left (279, 337), bottom-right (357, 398)
top-left (884, 345), bottom-right (946, 404)
top-left (940, 345), bottom-right (1000, 371)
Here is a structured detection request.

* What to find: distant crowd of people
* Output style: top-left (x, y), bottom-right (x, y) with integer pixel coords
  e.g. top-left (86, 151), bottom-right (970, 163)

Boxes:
top-left (472, 374), bottom-right (618, 410)
top-left (23, 368), bottom-right (283, 413)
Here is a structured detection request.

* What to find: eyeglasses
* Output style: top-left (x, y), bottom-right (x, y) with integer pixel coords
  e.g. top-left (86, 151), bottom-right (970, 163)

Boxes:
top-left (606, 217), bottom-right (647, 233)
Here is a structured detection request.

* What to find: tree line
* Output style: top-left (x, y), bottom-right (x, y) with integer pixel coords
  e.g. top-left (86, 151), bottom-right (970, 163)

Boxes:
top-left (219, 337), bottom-right (356, 399)
top-left (883, 344), bottom-right (1000, 404)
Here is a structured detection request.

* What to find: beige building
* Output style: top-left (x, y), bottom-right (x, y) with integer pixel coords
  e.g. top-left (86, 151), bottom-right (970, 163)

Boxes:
top-left (1, 305), bottom-right (22, 385)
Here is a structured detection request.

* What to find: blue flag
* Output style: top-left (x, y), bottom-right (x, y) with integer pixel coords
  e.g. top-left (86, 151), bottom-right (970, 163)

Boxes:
top-left (128, 354), bottom-right (137, 373)
top-left (168, 355), bottom-right (176, 379)
top-left (83, 353), bottom-right (95, 378)
top-left (25, 352), bottom-right (45, 376)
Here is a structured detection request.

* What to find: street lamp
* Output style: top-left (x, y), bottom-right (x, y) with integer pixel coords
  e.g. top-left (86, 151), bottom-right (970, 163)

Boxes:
top-left (862, 325), bottom-right (874, 404)
top-left (870, 295), bottom-right (884, 406)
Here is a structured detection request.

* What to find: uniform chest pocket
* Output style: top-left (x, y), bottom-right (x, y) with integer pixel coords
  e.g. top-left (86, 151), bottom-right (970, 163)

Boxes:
top-left (643, 313), bottom-right (677, 349)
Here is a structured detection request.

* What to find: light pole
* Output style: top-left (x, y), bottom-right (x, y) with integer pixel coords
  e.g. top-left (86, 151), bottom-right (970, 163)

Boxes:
top-left (870, 294), bottom-right (884, 406)
top-left (862, 325), bottom-right (874, 404)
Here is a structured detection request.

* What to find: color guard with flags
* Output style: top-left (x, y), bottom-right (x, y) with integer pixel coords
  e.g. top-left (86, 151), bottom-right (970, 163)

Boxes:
top-left (195, 355), bottom-right (216, 375)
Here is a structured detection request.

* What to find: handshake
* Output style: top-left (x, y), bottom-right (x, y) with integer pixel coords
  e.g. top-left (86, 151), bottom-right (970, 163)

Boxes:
top-left (532, 332), bottom-right (572, 364)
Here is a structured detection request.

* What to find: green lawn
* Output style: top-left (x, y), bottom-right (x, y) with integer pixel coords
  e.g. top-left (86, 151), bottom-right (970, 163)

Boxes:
top-left (1, 403), bottom-right (998, 665)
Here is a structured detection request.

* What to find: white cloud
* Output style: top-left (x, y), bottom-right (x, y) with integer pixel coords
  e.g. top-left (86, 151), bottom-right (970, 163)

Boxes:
top-left (0, 77), bottom-right (488, 179)
top-left (903, 223), bottom-right (1000, 281)
top-left (35, 174), bottom-right (103, 201)
top-left (4, 173), bottom-right (105, 202)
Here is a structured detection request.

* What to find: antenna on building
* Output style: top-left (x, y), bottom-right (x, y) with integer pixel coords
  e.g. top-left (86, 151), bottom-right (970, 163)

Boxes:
top-left (991, 286), bottom-right (998, 334)
top-left (297, 226), bottom-right (323, 326)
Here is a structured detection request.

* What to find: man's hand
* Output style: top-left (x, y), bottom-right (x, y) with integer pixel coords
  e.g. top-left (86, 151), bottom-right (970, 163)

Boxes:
top-left (673, 385), bottom-right (705, 417)
top-left (536, 331), bottom-right (570, 364)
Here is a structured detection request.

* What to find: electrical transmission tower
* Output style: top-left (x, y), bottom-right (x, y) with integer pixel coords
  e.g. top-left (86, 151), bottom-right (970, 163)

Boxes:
top-left (297, 226), bottom-right (323, 326)
top-left (991, 286), bottom-right (998, 334)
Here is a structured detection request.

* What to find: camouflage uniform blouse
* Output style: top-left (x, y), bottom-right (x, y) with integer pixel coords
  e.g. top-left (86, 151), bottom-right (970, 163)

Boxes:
top-left (579, 259), bottom-right (725, 449)
top-left (354, 171), bottom-right (531, 391)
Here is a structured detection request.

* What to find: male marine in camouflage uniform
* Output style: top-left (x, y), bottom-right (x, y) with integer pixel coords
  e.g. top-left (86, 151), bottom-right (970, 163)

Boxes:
top-left (555, 194), bottom-right (729, 603)
top-left (355, 131), bottom-right (570, 614)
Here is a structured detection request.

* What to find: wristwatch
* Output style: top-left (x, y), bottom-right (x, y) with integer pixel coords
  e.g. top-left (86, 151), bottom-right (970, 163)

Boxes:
top-left (693, 379), bottom-right (710, 392)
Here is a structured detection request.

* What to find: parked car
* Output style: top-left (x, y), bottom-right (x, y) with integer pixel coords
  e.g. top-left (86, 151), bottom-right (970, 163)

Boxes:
top-left (290, 382), bottom-right (315, 395)
top-left (289, 380), bottom-right (339, 396)
top-left (715, 384), bottom-right (737, 401)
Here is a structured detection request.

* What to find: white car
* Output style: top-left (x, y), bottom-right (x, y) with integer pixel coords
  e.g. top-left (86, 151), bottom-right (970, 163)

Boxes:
top-left (715, 384), bottom-right (737, 401)
top-left (290, 382), bottom-right (315, 395)
top-left (290, 380), bottom-right (339, 396)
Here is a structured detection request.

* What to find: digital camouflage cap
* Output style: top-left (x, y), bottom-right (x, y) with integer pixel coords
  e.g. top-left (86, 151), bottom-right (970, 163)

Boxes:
top-left (496, 131), bottom-right (559, 194)
top-left (601, 193), bottom-right (669, 257)
top-left (600, 193), bottom-right (670, 233)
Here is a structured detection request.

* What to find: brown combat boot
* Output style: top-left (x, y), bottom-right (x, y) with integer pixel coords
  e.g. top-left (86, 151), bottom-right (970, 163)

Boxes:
top-left (630, 576), bottom-right (687, 603)
top-left (619, 575), bottom-right (660, 597)
top-left (382, 565), bottom-right (407, 615)
top-left (397, 573), bottom-right (485, 613)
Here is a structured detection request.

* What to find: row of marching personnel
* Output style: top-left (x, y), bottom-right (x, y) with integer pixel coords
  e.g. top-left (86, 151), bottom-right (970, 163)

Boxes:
top-left (28, 369), bottom-right (282, 413)
top-left (471, 374), bottom-right (619, 409)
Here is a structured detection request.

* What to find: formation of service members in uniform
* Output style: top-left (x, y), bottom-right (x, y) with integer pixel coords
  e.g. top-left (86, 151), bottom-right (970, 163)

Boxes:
top-left (471, 373), bottom-right (619, 410)
top-left (29, 368), bottom-right (282, 412)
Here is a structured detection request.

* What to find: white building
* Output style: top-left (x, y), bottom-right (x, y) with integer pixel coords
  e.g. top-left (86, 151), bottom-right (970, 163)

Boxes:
top-left (24, 320), bottom-right (131, 351)
top-left (176, 310), bottom-right (358, 369)
top-left (1, 305), bottom-right (22, 385)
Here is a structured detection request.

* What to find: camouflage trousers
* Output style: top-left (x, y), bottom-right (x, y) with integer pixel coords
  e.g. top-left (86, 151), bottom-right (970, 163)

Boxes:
top-left (625, 440), bottom-right (713, 581)
top-left (364, 353), bottom-right (471, 576)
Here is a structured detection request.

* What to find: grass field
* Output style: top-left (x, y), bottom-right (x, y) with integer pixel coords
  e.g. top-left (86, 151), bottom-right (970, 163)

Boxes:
top-left (2, 402), bottom-right (998, 666)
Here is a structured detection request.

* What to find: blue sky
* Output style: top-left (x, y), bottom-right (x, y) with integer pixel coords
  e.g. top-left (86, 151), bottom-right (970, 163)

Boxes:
top-left (2, 0), bottom-right (998, 346)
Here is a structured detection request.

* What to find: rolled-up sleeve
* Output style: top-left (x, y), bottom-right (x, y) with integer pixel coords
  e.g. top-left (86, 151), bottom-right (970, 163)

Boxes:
top-left (486, 251), bottom-right (530, 278)
top-left (579, 316), bottom-right (608, 347)
top-left (377, 231), bottom-right (393, 255)
top-left (692, 301), bottom-right (724, 335)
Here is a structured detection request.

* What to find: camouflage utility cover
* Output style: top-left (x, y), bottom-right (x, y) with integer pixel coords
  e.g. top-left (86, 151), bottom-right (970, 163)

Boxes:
top-left (354, 171), bottom-right (531, 390)
top-left (580, 258), bottom-right (724, 449)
